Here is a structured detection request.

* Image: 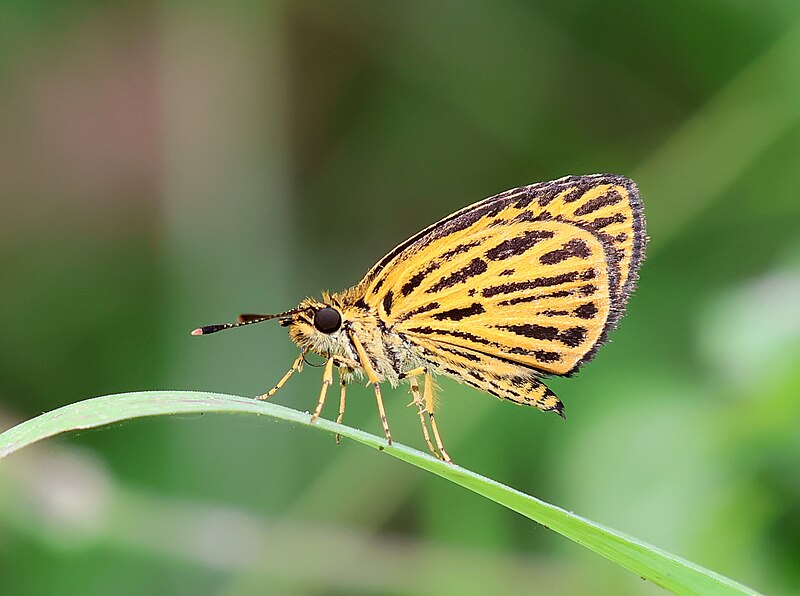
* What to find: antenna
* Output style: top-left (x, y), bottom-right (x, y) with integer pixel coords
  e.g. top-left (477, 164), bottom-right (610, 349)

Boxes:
top-left (190, 308), bottom-right (299, 336)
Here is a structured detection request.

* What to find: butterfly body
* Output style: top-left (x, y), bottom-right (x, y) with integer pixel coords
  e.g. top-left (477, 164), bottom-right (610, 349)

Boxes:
top-left (284, 292), bottom-right (425, 388)
top-left (194, 174), bottom-right (646, 462)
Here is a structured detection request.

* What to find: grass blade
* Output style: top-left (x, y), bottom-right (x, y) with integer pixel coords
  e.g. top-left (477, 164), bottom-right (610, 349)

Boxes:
top-left (0, 391), bottom-right (757, 595)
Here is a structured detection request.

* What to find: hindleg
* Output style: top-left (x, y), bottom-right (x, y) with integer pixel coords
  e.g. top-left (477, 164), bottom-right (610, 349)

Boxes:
top-left (423, 373), bottom-right (452, 464)
top-left (408, 376), bottom-right (439, 459)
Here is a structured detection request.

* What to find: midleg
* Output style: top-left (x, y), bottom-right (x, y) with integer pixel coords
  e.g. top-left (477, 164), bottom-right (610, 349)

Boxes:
top-left (373, 383), bottom-right (392, 445)
top-left (335, 373), bottom-right (347, 444)
top-left (349, 331), bottom-right (392, 444)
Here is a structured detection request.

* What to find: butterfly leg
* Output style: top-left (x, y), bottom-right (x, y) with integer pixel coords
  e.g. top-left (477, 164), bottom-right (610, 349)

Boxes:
top-left (369, 384), bottom-right (392, 445)
top-left (408, 375), bottom-right (440, 459)
top-left (333, 355), bottom-right (360, 369)
top-left (335, 373), bottom-right (347, 444)
top-left (256, 352), bottom-right (304, 400)
top-left (349, 331), bottom-right (392, 445)
top-left (400, 367), bottom-right (426, 408)
top-left (311, 356), bottom-right (335, 422)
top-left (424, 373), bottom-right (452, 464)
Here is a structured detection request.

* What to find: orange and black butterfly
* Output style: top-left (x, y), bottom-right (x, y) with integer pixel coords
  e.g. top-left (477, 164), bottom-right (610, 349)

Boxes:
top-left (193, 174), bottom-right (647, 462)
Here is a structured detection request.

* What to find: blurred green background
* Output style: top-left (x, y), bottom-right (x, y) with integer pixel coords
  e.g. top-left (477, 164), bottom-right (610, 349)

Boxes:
top-left (1, 2), bottom-right (799, 594)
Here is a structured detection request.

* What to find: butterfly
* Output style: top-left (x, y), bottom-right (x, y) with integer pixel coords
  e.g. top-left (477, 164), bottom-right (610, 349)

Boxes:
top-left (192, 174), bottom-right (646, 463)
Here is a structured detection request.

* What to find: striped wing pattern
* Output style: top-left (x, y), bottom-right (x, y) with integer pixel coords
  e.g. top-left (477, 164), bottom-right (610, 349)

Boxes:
top-left (358, 174), bottom-right (645, 411)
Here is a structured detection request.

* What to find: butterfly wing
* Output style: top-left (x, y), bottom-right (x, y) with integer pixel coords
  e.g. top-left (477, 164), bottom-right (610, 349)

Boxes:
top-left (355, 174), bottom-right (645, 408)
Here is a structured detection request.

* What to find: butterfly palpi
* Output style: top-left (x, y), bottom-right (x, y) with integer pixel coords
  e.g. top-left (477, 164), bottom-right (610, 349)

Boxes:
top-left (192, 174), bottom-right (646, 463)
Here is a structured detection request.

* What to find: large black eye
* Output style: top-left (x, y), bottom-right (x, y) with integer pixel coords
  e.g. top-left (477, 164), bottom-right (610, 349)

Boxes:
top-left (313, 307), bottom-right (341, 334)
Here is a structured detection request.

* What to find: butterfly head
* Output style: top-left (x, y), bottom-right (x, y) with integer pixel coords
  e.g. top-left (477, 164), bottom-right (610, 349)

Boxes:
top-left (191, 293), bottom-right (351, 360)
top-left (281, 295), bottom-right (350, 357)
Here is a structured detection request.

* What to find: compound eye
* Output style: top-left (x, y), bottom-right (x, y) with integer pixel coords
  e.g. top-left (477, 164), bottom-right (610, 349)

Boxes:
top-left (313, 307), bottom-right (342, 334)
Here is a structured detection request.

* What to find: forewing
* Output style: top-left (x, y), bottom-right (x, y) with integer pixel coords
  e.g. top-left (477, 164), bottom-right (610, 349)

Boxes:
top-left (391, 219), bottom-right (612, 375)
top-left (358, 174), bottom-right (645, 376)
top-left (538, 175), bottom-right (645, 300)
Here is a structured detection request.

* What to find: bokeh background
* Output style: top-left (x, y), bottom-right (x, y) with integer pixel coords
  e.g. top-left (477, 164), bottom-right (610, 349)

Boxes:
top-left (1, 2), bottom-right (799, 594)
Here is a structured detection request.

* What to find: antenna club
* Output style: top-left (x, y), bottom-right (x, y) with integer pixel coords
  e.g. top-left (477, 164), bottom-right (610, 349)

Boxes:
top-left (190, 308), bottom-right (299, 337)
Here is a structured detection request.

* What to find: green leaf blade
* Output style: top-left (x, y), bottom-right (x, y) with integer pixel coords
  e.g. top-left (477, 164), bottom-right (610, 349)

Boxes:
top-left (0, 391), bottom-right (758, 595)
